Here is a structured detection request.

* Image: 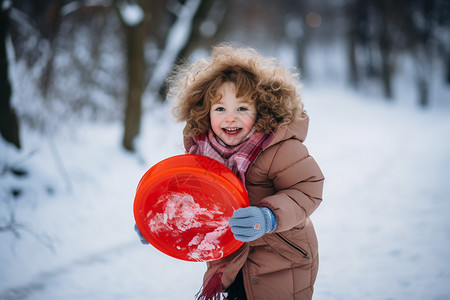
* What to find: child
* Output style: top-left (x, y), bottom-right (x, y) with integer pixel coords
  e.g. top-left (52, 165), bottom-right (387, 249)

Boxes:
top-left (169, 45), bottom-right (324, 300)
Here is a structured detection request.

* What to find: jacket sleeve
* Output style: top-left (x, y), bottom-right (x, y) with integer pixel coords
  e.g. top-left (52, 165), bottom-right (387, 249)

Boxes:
top-left (259, 139), bottom-right (324, 232)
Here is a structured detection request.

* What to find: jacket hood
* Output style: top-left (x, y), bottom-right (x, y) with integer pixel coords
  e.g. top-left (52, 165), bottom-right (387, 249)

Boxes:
top-left (263, 113), bottom-right (309, 149)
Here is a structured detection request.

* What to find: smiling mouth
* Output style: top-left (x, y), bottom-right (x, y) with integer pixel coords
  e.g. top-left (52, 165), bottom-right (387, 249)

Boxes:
top-left (222, 128), bottom-right (242, 135)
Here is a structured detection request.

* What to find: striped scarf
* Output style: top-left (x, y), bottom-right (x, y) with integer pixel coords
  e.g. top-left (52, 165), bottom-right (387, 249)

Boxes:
top-left (186, 129), bottom-right (272, 187)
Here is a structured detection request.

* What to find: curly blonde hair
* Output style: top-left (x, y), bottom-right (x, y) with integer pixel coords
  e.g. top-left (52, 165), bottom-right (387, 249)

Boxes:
top-left (169, 45), bottom-right (305, 138)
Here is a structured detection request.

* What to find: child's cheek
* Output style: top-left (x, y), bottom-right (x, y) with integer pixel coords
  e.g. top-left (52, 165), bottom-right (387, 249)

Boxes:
top-left (210, 113), bottom-right (221, 134)
top-left (243, 113), bottom-right (257, 128)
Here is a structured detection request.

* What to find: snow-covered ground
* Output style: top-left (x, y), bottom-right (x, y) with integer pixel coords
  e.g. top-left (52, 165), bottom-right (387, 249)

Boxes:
top-left (1, 83), bottom-right (450, 300)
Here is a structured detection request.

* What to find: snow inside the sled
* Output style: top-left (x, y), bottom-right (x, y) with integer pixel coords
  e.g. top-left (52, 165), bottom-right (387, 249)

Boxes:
top-left (146, 192), bottom-right (229, 261)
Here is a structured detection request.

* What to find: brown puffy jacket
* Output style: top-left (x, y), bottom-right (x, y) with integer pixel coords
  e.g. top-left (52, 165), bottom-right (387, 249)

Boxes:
top-left (203, 115), bottom-right (324, 300)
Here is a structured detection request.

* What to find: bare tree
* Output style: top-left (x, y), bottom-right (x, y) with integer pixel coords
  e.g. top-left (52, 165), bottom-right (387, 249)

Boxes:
top-left (373, 0), bottom-right (394, 99)
top-left (0, 0), bottom-right (20, 148)
top-left (115, 0), bottom-right (212, 151)
top-left (38, 2), bottom-right (64, 98)
top-left (157, 0), bottom-right (229, 99)
top-left (115, 1), bottom-right (150, 151)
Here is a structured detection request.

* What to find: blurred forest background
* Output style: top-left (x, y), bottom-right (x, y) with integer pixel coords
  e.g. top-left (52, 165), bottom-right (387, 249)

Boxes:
top-left (1, 0), bottom-right (450, 152)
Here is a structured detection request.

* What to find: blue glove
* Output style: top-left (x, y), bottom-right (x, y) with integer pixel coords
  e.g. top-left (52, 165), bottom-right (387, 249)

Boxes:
top-left (228, 207), bottom-right (277, 242)
top-left (134, 223), bottom-right (149, 245)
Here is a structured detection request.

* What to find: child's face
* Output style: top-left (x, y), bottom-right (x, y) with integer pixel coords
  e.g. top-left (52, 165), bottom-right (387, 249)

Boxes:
top-left (210, 82), bottom-right (257, 146)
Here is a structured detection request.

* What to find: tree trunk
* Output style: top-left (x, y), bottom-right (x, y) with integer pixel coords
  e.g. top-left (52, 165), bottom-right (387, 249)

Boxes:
top-left (115, 1), bottom-right (148, 151)
top-left (0, 0), bottom-right (20, 149)
top-left (122, 24), bottom-right (146, 151)
top-left (346, 0), bottom-right (368, 87)
top-left (347, 13), bottom-right (359, 87)
top-left (417, 76), bottom-right (429, 108)
top-left (380, 48), bottom-right (393, 99)
top-left (378, 0), bottom-right (393, 99)
top-left (38, 3), bottom-right (63, 98)
top-left (446, 53), bottom-right (450, 84)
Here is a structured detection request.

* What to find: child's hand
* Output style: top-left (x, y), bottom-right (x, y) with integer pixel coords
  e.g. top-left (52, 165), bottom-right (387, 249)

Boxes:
top-left (134, 223), bottom-right (149, 245)
top-left (228, 206), bottom-right (277, 242)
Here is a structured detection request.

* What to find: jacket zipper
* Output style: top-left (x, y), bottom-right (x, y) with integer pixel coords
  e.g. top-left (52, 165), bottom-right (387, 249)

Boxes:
top-left (276, 233), bottom-right (309, 259)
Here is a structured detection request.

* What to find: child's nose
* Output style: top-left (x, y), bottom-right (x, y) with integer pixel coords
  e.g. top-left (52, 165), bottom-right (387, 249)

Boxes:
top-left (225, 112), bottom-right (237, 122)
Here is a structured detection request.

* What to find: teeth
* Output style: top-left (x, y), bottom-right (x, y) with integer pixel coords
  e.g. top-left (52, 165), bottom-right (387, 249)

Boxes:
top-left (224, 128), bottom-right (239, 132)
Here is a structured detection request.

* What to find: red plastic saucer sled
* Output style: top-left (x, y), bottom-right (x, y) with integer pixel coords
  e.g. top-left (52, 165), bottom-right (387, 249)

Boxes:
top-left (133, 154), bottom-right (249, 262)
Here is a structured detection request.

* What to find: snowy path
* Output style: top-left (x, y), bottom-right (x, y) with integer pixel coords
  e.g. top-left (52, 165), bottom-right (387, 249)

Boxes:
top-left (0, 241), bottom-right (205, 300)
top-left (1, 86), bottom-right (450, 299)
top-left (1, 242), bottom-right (137, 299)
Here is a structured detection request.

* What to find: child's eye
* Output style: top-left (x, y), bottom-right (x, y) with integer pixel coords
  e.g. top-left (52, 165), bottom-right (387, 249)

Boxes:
top-left (215, 107), bottom-right (225, 111)
top-left (237, 107), bottom-right (248, 111)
